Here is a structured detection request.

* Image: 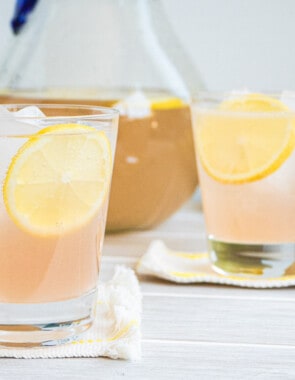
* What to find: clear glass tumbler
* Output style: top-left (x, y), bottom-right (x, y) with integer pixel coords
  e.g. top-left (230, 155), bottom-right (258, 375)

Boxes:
top-left (192, 92), bottom-right (295, 278)
top-left (0, 104), bottom-right (118, 346)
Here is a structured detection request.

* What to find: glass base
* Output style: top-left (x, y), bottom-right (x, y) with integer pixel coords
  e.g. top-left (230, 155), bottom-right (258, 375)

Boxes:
top-left (0, 289), bottom-right (96, 347)
top-left (208, 236), bottom-right (295, 278)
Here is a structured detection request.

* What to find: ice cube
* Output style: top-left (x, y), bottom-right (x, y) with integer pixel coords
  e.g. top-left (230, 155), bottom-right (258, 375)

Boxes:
top-left (0, 118), bottom-right (37, 136)
top-left (0, 106), bottom-right (45, 136)
top-left (0, 105), bottom-right (13, 117)
top-left (13, 105), bottom-right (45, 118)
top-left (224, 89), bottom-right (250, 101)
top-left (280, 91), bottom-right (295, 111)
top-left (13, 106), bottom-right (46, 127)
top-left (114, 90), bottom-right (151, 118)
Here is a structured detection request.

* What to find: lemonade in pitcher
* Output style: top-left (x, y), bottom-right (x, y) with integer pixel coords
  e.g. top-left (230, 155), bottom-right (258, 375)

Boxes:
top-left (193, 93), bottom-right (295, 277)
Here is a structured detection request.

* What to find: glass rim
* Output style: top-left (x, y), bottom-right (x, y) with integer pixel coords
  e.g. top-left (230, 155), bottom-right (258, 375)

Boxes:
top-left (192, 90), bottom-right (295, 103)
top-left (0, 103), bottom-right (119, 120)
top-left (193, 90), bottom-right (295, 99)
top-left (192, 91), bottom-right (295, 115)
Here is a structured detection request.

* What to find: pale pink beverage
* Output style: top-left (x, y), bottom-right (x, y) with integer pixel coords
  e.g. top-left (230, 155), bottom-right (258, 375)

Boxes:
top-left (0, 205), bottom-right (106, 303)
top-left (198, 154), bottom-right (295, 244)
top-left (0, 104), bottom-right (118, 347)
top-left (193, 93), bottom-right (295, 278)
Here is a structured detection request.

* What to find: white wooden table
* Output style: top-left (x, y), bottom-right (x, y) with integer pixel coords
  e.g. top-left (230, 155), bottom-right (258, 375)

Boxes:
top-left (2, 194), bottom-right (295, 379)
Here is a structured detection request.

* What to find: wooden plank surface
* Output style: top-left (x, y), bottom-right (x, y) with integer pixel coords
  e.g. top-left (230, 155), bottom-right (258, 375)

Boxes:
top-left (1, 195), bottom-right (295, 379)
top-left (2, 342), bottom-right (295, 380)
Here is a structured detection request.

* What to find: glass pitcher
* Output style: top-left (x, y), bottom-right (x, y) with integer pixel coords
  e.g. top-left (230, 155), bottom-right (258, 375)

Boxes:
top-left (0, 0), bottom-right (203, 231)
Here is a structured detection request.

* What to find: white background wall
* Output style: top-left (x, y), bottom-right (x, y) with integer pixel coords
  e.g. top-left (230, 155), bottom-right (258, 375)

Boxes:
top-left (162, 0), bottom-right (295, 91)
top-left (0, 0), bottom-right (295, 92)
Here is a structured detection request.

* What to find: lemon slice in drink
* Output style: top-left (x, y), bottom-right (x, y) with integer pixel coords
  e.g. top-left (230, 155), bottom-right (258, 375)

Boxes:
top-left (151, 97), bottom-right (185, 110)
top-left (219, 93), bottom-right (289, 112)
top-left (3, 124), bottom-right (112, 236)
top-left (196, 94), bottom-right (295, 183)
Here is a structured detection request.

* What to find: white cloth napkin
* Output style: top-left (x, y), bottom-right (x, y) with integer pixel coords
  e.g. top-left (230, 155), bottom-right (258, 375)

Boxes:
top-left (137, 240), bottom-right (295, 288)
top-left (0, 266), bottom-right (141, 360)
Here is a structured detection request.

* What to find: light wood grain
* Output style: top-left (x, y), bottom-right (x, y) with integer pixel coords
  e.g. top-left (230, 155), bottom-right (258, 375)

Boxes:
top-left (1, 341), bottom-right (295, 380)
top-left (142, 294), bottom-right (295, 345)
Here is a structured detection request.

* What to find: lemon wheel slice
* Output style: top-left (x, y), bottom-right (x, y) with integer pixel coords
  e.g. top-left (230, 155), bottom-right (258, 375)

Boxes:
top-left (150, 97), bottom-right (185, 110)
top-left (219, 93), bottom-right (289, 112)
top-left (196, 94), bottom-right (295, 184)
top-left (3, 124), bottom-right (112, 236)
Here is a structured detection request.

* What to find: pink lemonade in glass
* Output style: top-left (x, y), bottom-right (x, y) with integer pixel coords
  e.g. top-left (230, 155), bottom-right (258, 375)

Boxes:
top-left (193, 93), bottom-right (295, 277)
top-left (0, 104), bottom-right (118, 347)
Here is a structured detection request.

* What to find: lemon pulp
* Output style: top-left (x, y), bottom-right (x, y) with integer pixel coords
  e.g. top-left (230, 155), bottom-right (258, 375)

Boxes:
top-left (3, 124), bottom-right (112, 236)
top-left (196, 94), bottom-right (295, 183)
top-left (150, 97), bottom-right (185, 110)
top-left (219, 93), bottom-right (289, 112)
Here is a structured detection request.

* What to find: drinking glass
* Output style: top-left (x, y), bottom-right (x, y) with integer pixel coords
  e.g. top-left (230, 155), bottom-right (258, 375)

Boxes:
top-left (192, 93), bottom-right (295, 278)
top-left (0, 104), bottom-right (118, 346)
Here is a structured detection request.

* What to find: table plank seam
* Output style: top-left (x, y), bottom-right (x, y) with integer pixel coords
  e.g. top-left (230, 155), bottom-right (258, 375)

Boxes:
top-left (142, 292), bottom-right (295, 302)
top-left (142, 338), bottom-right (295, 350)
